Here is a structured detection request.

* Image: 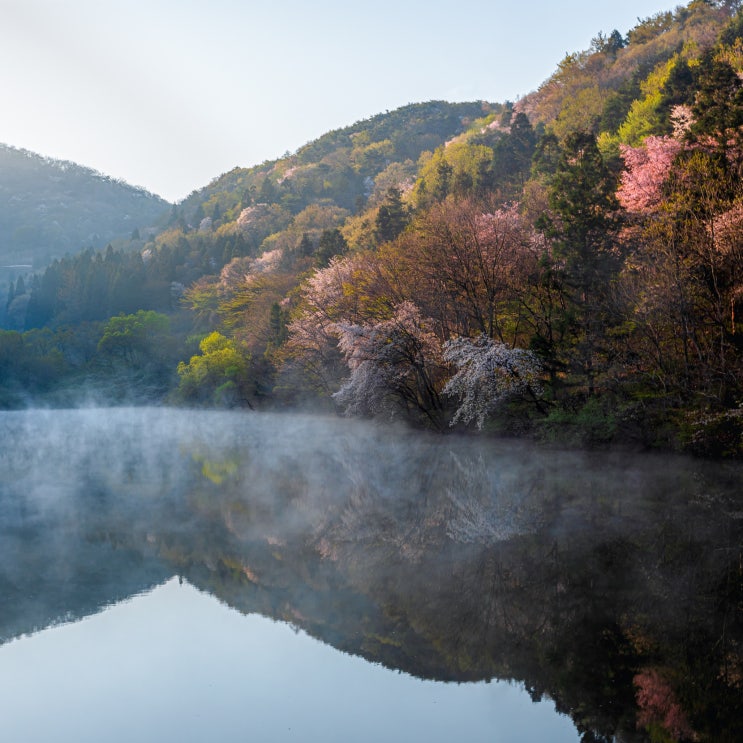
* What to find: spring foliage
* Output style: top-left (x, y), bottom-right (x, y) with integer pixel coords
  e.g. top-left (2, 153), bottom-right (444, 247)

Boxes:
top-left (6, 2), bottom-right (743, 446)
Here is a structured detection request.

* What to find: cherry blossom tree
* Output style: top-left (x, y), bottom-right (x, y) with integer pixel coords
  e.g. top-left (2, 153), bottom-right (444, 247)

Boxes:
top-left (617, 136), bottom-right (684, 214)
top-left (634, 669), bottom-right (694, 741)
top-left (396, 197), bottom-right (539, 346)
top-left (282, 253), bottom-right (392, 395)
top-left (617, 137), bottom-right (743, 396)
top-left (442, 334), bottom-right (542, 429)
top-left (332, 301), bottom-right (444, 427)
top-left (711, 201), bottom-right (743, 334)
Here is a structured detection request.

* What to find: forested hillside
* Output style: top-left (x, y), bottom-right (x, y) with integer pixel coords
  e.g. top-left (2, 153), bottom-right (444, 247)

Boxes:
top-left (4, 0), bottom-right (743, 456)
top-left (0, 145), bottom-right (169, 266)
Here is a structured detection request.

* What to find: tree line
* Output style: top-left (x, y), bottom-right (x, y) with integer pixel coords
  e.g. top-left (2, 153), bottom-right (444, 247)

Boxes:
top-left (3, 1), bottom-right (743, 454)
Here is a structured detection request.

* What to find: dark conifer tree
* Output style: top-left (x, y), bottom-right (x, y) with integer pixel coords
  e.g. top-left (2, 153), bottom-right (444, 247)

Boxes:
top-left (299, 232), bottom-right (315, 257)
top-left (315, 229), bottom-right (348, 268)
top-left (692, 53), bottom-right (743, 137)
top-left (375, 187), bottom-right (409, 243)
top-left (538, 132), bottom-right (621, 395)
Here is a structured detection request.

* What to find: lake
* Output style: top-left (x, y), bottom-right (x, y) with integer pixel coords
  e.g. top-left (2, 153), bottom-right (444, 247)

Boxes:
top-left (0, 407), bottom-right (740, 742)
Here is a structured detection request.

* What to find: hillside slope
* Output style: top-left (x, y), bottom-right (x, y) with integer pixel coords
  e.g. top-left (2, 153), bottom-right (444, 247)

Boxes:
top-left (0, 145), bottom-right (170, 268)
top-left (5, 1), bottom-right (743, 456)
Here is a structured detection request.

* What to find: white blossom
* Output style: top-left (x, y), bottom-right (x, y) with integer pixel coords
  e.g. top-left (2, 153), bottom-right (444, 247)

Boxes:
top-left (332, 301), bottom-right (442, 420)
top-left (443, 334), bottom-right (542, 429)
top-left (236, 204), bottom-right (269, 230)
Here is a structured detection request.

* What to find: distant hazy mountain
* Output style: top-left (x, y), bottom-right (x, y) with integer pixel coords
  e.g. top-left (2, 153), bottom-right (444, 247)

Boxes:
top-left (0, 145), bottom-right (171, 268)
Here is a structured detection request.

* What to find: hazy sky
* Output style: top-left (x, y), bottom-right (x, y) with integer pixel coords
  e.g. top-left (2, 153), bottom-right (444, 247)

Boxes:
top-left (0, 0), bottom-right (674, 203)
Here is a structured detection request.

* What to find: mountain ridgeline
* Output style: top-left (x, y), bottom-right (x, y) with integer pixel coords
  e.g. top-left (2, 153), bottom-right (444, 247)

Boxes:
top-left (0, 145), bottom-right (170, 267)
top-left (3, 1), bottom-right (743, 455)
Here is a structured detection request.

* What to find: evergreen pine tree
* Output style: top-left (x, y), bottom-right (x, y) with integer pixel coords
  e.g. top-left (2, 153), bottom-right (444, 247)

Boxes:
top-left (375, 187), bottom-right (409, 243)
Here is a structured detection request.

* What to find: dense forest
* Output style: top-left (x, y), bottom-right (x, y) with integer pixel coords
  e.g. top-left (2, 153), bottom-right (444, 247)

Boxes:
top-left (3, 0), bottom-right (743, 456)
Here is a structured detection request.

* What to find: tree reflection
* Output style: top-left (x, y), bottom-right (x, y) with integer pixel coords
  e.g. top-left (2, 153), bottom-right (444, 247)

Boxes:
top-left (0, 409), bottom-right (740, 742)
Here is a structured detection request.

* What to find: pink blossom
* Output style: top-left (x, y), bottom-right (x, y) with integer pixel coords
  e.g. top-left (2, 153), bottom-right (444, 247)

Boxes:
top-left (618, 136), bottom-right (684, 214)
top-left (635, 669), bottom-right (695, 741)
top-left (711, 203), bottom-right (743, 255)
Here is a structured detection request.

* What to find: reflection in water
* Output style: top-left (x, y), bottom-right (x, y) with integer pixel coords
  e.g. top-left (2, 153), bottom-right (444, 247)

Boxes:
top-left (0, 407), bottom-right (741, 742)
top-left (0, 578), bottom-right (578, 743)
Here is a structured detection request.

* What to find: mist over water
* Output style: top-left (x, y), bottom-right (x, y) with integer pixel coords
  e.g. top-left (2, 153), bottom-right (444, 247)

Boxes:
top-left (0, 407), bottom-right (741, 741)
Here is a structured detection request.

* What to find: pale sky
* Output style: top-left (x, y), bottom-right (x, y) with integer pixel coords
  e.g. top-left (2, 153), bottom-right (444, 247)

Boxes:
top-left (0, 0), bottom-right (675, 203)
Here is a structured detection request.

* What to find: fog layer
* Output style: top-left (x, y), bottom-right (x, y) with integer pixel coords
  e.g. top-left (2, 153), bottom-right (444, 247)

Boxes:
top-left (0, 407), bottom-right (741, 740)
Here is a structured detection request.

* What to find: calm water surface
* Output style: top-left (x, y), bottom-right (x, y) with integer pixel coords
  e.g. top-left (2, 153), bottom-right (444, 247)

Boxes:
top-left (0, 408), bottom-right (740, 742)
top-left (0, 579), bottom-right (576, 743)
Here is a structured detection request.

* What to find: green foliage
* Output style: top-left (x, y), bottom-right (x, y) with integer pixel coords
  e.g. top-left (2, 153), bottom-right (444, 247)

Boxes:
top-left (415, 150), bottom-right (454, 205)
top-left (350, 138), bottom-right (394, 175)
top-left (367, 160), bottom-right (417, 206)
top-left (626, 11), bottom-right (674, 45)
top-left (691, 51), bottom-right (743, 135)
top-left (617, 58), bottom-right (676, 144)
top-left (617, 91), bottom-right (665, 145)
top-left (315, 228), bottom-right (348, 267)
top-left (719, 6), bottom-right (743, 45)
top-left (97, 310), bottom-right (171, 363)
top-left (591, 29), bottom-right (626, 55)
top-left (544, 134), bottom-right (619, 262)
top-left (415, 113), bottom-right (536, 207)
top-left (538, 132), bottom-right (621, 395)
top-left (299, 233), bottom-right (315, 257)
top-left (659, 56), bottom-right (696, 115)
top-left (550, 85), bottom-right (607, 140)
top-left (0, 314), bottom-right (181, 407)
top-left (176, 331), bottom-right (252, 406)
top-left (599, 68), bottom-right (647, 133)
top-left (531, 132), bottom-right (562, 177)
top-left (22, 247), bottom-right (160, 330)
top-left (494, 112), bottom-right (538, 180)
top-left (374, 187), bottom-right (409, 244)
top-left (267, 302), bottom-right (289, 350)
top-left (293, 101), bottom-right (495, 165)
top-left (596, 131), bottom-right (621, 160)
top-left (539, 397), bottom-right (618, 446)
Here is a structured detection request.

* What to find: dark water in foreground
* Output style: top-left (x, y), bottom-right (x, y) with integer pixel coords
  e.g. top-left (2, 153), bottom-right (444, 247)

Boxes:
top-left (0, 408), bottom-right (740, 742)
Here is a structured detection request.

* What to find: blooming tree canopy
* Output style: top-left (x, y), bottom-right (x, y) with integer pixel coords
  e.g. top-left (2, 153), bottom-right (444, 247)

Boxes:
top-left (397, 198), bottom-right (539, 344)
top-left (617, 136), bottom-right (684, 214)
top-left (442, 334), bottom-right (542, 429)
top-left (634, 669), bottom-right (694, 741)
top-left (332, 301), bottom-right (443, 424)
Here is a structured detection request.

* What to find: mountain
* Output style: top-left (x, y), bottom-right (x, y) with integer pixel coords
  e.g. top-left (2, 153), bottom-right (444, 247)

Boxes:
top-left (0, 144), bottom-right (170, 269)
top-left (0, 100), bottom-right (498, 333)
top-left (177, 100), bottom-right (499, 224)
top-left (4, 1), bottom-right (743, 454)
